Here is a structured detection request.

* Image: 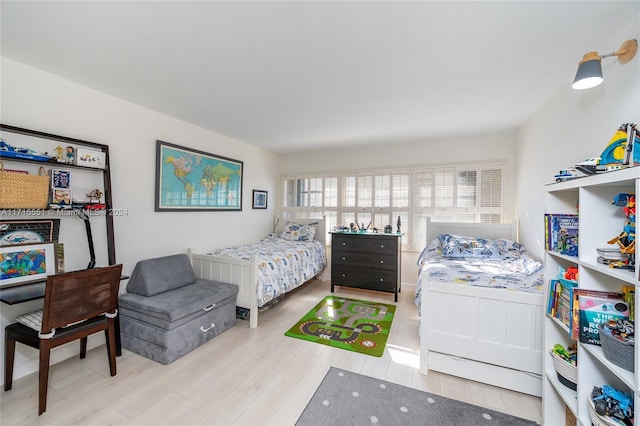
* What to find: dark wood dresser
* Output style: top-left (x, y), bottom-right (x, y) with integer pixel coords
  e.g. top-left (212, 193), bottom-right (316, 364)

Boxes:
top-left (330, 232), bottom-right (402, 301)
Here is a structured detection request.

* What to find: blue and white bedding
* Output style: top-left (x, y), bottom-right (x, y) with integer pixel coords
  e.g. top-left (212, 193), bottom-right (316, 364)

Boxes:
top-left (207, 234), bottom-right (326, 307)
top-left (414, 234), bottom-right (544, 310)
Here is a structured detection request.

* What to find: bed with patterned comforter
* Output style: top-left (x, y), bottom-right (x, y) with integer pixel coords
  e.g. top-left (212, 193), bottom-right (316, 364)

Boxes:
top-left (207, 234), bottom-right (327, 307)
top-left (414, 234), bottom-right (544, 311)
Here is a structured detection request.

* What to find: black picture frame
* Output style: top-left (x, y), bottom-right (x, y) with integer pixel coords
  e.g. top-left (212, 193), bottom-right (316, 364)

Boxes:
top-left (252, 190), bottom-right (268, 209)
top-left (155, 140), bottom-right (243, 211)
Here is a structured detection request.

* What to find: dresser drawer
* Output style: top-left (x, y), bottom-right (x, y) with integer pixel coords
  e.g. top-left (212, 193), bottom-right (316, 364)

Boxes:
top-left (332, 235), bottom-right (397, 254)
top-left (332, 251), bottom-right (396, 270)
top-left (331, 266), bottom-right (396, 292)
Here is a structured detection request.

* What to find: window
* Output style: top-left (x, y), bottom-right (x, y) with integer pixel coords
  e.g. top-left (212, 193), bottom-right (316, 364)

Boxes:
top-left (282, 162), bottom-right (505, 250)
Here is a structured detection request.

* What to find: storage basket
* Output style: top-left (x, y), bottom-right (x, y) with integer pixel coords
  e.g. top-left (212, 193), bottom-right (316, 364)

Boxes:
top-left (0, 162), bottom-right (49, 209)
top-left (589, 398), bottom-right (623, 426)
top-left (598, 323), bottom-right (635, 372)
top-left (550, 350), bottom-right (577, 390)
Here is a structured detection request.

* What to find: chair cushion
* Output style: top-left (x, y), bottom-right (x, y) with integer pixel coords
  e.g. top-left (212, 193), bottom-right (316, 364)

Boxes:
top-left (126, 254), bottom-right (196, 296)
top-left (15, 310), bottom-right (43, 331)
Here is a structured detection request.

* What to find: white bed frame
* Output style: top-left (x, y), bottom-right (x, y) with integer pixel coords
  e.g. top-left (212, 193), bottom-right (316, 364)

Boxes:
top-left (189, 217), bottom-right (326, 329)
top-left (419, 218), bottom-right (543, 397)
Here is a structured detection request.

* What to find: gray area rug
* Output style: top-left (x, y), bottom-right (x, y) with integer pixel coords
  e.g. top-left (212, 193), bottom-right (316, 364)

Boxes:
top-left (296, 367), bottom-right (539, 426)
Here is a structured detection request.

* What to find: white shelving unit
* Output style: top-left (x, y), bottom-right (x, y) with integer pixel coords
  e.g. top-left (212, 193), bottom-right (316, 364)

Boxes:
top-left (543, 167), bottom-right (640, 425)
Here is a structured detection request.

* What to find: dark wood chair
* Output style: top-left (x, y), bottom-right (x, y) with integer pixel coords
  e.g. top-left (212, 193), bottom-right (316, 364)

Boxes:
top-left (4, 264), bottom-right (123, 415)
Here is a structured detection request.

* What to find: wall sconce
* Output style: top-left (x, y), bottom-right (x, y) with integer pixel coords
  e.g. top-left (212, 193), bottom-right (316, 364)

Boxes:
top-left (572, 39), bottom-right (637, 90)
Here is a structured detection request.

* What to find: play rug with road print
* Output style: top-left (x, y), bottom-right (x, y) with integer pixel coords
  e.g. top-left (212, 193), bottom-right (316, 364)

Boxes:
top-left (284, 295), bottom-right (395, 357)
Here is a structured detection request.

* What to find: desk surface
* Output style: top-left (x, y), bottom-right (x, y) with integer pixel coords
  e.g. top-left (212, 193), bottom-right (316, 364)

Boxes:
top-left (0, 275), bottom-right (129, 305)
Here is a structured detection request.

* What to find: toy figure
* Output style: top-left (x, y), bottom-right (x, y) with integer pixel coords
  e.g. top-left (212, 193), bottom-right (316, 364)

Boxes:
top-left (66, 146), bottom-right (75, 164)
top-left (54, 145), bottom-right (64, 161)
top-left (608, 193), bottom-right (636, 270)
top-left (87, 189), bottom-right (103, 203)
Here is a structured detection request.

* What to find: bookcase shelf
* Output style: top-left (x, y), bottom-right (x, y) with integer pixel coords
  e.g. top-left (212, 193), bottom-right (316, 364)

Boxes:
top-left (543, 167), bottom-right (640, 425)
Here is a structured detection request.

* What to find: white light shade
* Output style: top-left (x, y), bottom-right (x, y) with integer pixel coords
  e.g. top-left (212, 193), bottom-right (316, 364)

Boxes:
top-left (572, 56), bottom-right (603, 90)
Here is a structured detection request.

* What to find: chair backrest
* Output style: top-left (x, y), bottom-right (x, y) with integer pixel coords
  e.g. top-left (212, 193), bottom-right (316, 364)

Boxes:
top-left (41, 264), bottom-right (123, 335)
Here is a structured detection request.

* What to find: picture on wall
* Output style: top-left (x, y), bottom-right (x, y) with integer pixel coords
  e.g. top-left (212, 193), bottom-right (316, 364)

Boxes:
top-left (155, 140), bottom-right (243, 211)
top-left (0, 219), bottom-right (61, 246)
top-left (0, 242), bottom-right (57, 287)
top-left (252, 190), bottom-right (268, 209)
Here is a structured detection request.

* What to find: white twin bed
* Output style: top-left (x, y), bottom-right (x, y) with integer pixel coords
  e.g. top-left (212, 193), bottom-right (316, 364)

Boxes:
top-left (189, 218), bottom-right (327, 328)
top-left (417, 219), bottom-right (544, 397)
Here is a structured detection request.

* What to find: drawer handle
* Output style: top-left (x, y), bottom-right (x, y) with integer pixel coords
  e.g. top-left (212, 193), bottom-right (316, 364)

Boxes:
top-left (200, 323), bottom-right (216, 332)
top-left (380, 260), bottom-right (384, 264)
top-left (342, 242), bottom-right (346, 246)
top-left (342, 256), bottom-right (347, 261)
top-left (380, 278), bottom-right (384, 282)
top-left (342, 273), bottom-right (346, 277)
top-left (203, 304), bottom-right (216, 311)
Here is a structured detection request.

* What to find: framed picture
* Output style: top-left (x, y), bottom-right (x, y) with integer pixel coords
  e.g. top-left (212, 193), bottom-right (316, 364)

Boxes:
top-left (0, 219), bottom-right (61, 246)
top-left (76, 147), bottom-right (106, 169)
top-left (0, 242), bottom-right (58, 288)
top-left (155, 140), bottom-right (243, 211)
top-left (252, 190), bottom-right (268, 209)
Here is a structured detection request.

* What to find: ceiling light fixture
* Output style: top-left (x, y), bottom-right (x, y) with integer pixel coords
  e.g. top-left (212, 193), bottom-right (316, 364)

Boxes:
top-left (572, 39), bottom-right (638, 90)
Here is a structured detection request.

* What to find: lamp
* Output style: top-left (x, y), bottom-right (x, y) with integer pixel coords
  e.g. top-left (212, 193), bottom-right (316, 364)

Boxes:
top-left (572, 39), bottom-right (637, 90)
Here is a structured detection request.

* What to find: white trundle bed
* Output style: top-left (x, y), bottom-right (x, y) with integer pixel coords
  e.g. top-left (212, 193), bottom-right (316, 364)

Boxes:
top-left (417, 219), bottom-right (544, 397)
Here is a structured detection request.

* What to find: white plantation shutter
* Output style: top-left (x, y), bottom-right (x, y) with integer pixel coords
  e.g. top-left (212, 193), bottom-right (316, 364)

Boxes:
top-left (280, 162), bottom-right (505, 249)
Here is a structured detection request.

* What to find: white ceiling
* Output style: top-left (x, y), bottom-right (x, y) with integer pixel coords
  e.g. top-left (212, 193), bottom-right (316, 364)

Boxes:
top-left (1, 1), bottom-right (639, 153)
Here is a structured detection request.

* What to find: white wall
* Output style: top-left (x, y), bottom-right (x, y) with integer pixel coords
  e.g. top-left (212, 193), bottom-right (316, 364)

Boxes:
top-left (515, 17), bottom-right (640, 261)
top-left (1, 58), bottom-right (280, 381)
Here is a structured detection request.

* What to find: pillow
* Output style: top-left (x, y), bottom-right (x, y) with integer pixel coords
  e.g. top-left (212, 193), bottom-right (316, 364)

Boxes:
top-left (281, 222), bottom-right (319, 241)
top-left (438, 233), bottom-right (502, 258)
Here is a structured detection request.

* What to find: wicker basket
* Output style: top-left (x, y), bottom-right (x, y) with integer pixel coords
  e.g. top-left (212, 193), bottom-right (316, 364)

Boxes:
top-left (0, 162), bottom-right (49, 209)
top-left (598, 323), bottom-right (635, 372)
top-left (589, 398), bottom-right (623, 426)
top-left (550, 351), bottom-right (577, 390)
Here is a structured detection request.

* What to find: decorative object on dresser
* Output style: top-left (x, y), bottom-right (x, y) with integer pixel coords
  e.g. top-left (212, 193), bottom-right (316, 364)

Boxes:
top-left (189, 217), bottom-right (327, 328)
top-left (296, 367), bottom-right (538, 426)
top-left (285, 295), bottom-right (395, 357)
top-left (118, 254), bottom-right (239, 365)
top-left (155, 140), bottom-right (243, 211)
top-left (330, 231), bottom-right (402, 302)
top-left (543, 167), bottom-right (639, 425)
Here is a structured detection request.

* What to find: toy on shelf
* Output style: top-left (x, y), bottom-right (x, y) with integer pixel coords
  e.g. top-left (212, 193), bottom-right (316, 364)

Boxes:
top-left (591, 385), bottom-right (634, 425)
top-left (554, 168), bottom-right (582, 182)
top-left (607, 193), bottom-right (635, 270)
top-left (0, 139), bottom-right (53, 162)
top-left (552, 343), bottom-right (577, 365)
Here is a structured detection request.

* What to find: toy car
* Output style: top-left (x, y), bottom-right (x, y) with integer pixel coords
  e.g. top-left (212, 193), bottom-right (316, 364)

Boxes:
top-left (554, 168), bottom-right (581, 182)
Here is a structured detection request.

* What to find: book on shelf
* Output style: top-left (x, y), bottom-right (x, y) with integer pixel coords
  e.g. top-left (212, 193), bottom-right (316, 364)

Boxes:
top-left (575, 290), bottom-right (629, 345)
top-left (546, 279), bottom-right (576, 329)
top-left (544, 213), bottom-right (579, 256)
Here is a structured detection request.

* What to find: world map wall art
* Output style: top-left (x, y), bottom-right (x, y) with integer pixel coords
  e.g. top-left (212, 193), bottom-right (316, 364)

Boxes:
top-left (155, 140), bottom-right (243, 211)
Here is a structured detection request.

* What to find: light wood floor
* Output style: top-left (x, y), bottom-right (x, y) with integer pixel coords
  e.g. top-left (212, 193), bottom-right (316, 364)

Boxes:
top-left (1, 280), bottom-right (542, 425)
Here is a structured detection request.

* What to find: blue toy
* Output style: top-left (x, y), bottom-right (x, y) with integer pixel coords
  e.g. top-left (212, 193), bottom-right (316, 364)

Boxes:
top-left (591, 385), bottom-right (633, 424)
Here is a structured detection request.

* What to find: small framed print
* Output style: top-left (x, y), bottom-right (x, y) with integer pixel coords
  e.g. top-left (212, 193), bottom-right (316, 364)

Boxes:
top-left (0, 242), bottom-right (58, 288)
top-left (252, 190), bottom-right (268, 209)
top-left (76, 148), bottom-right (106, 169)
